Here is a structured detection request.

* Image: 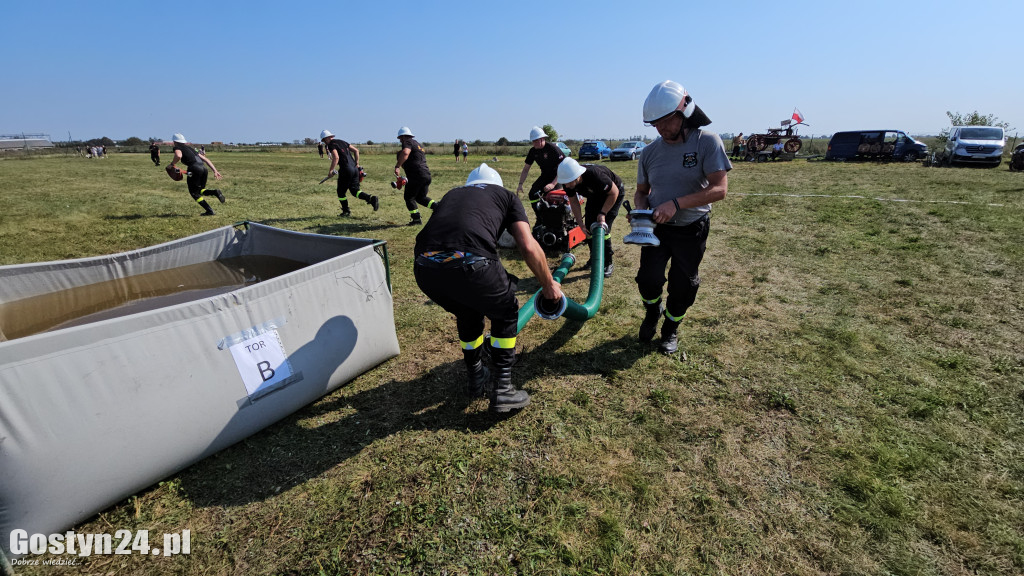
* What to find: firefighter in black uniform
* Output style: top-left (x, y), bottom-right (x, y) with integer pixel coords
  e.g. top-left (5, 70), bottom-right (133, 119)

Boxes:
top-left (149, 141), bottom-right (161, 166)
top-left (394, 126), bottom-right (437, 226)
top-left (169, 133), bottom-right (224, 216)
top-left (320, 130), bottom-right (378, 217)
top-left (556, 158), bottom-right (624, 278)
top-left (515, 126), bottom-right (565, 213)
top-left (414, 163), bottom-right (563, 413)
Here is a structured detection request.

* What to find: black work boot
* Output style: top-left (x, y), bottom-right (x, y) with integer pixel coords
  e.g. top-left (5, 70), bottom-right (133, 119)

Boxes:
top-left (463, 347), bottom-right (490, 398)
top-left (638, 301), bottom-right (663, 343)
top-left (199, 200), bottom-right (215, 216)
top-left (369, 195), bottom-right (380, 211)
top-left (211, 189), bottom-right (225, 203)
top-left (408, 212), bottom-right (422, 226)
top-left (490, 368), bottom-right (530, 413)
top-left (659, 318), bottom-right (681, 355)
top-left (489, 347), bottom-right (529, 413)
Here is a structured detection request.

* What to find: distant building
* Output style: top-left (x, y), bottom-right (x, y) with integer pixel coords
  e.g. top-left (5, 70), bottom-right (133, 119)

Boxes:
top-left (0, 133), bottom-right (54, 150)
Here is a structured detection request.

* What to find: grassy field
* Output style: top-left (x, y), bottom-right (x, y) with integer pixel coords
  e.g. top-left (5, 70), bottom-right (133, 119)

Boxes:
top-left (2, 150), bottom-right (1023, 575)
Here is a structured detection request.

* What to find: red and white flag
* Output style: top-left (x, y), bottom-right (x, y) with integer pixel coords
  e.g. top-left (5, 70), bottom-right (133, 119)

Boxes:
top-left (792, 108), bottom-right (805, 123)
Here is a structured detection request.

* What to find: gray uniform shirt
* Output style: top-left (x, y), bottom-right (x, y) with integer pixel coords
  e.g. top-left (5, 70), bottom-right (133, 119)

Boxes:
top-left (636, 129), bottom-right (732, 226)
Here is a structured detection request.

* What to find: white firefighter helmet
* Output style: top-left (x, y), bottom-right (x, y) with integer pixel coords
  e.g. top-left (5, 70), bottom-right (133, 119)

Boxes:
top-left (529, 126), bottom-right (547, 141)
top-left (642, 80), bottom-right (711, 127)
top-left (466, 163), bottom-right (503, 187)
top-left (642, 80), bottom-right (693, 123)
top-left (556, 157), bottom-right (587, 184)
top-left (319, 129), bottom-right (334, 141)
top-left (172, 133), bottom-right (187, 143)
top-left (397, 126), bottom-right (414, 138)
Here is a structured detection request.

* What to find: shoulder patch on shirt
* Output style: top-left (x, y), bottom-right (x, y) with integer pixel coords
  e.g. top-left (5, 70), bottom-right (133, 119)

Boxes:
top-left (683, 152), bottom-right (698, 167)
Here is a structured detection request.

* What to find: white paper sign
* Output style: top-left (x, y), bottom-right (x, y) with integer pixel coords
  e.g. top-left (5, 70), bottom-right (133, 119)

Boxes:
top-left (229, 329), bottom-right (294, 398)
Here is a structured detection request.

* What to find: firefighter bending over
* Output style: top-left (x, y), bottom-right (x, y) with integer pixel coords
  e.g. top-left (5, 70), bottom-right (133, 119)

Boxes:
top-left (413, 164), bottom-right (562, 412)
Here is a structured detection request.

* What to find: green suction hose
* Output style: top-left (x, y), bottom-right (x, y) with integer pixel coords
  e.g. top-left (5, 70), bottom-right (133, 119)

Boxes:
top-left (517, 222), bottom-right (607, 333)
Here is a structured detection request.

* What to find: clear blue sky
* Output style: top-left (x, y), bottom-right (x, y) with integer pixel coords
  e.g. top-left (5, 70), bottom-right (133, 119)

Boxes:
top-left (3, 0), bottom-right (1021, 144)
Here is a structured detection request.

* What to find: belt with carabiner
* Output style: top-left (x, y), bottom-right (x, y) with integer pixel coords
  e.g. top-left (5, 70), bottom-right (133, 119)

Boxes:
top-left (415, 250), bottom-right (491, 270)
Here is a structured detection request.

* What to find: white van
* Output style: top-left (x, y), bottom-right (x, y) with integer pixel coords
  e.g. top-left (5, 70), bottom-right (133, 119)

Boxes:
top-left (940, 126), bottom-right (1005, 167)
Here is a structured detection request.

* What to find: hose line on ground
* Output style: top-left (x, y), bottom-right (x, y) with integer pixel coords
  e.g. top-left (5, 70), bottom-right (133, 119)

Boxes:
top-left (517, 221), bottom-right (608, 333)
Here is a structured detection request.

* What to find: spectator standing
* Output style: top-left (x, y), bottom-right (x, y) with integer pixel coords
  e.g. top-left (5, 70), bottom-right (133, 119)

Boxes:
top-left (731, 133), bottom-right (744, 158)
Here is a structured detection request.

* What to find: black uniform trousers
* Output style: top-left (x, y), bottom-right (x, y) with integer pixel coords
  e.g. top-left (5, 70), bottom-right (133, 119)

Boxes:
top-left (404, 174), bottom-right (433, 211)
top-left (635, 215), bottom-right (709, 319)
top-left (414, 257), bottom-right (519, 345)
top-left (335, 171), bottom-right (360, 199)
top-left (185, 164), bottom-right (209, 201)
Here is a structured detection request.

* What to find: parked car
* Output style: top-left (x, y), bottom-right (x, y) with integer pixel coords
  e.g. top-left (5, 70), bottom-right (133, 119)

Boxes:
top-left (937, 126), bottom-right (1005, 168)
top-left (609, 141), bottom-right (646, 161)
top-left (554, 141), bottom-right (572, 157)
top-left (824, 130), bottom-right (928, 162)
top-left (578, 140), bottom-right (611, 160)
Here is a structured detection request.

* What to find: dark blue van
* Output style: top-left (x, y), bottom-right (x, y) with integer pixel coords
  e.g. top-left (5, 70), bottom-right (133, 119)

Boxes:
top-left (825, 130), bottom-right (927, 162)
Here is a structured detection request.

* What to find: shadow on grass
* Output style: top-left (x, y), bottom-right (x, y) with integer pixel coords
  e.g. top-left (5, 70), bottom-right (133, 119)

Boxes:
top-left (245, 216), bottom-right (322, 226)
top-left (177, 359), bottom-right (515, 509)
top-left (177, 331), bottom-right (647, 510)
top-left (253, 216), bottom-right (400, 236)
top-left (520, 326), bottom-right (651, 379)
top-left (312, 221), bottom-right (411, 235)
top-left (106, 213), bottom-right (193, 220)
